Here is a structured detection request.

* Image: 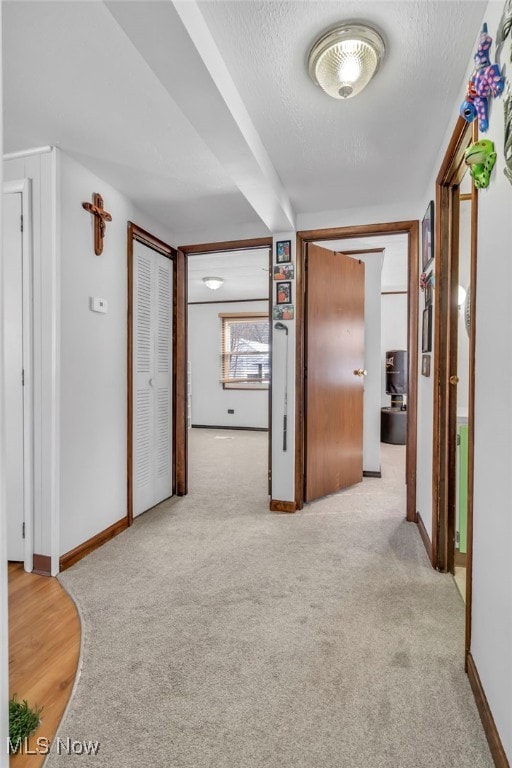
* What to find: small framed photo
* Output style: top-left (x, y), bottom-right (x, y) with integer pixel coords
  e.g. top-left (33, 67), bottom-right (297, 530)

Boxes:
top-left (422, 200), bottom-right (434, 271)
top-left (276, 281), bottom-right (291, 305)
top-left (273, 264), bottom-right (294, 280)
top-left (422, 305), bottom-right (432, 353)
top-left (273, 304), bottom-right (294, 321)
top-left (424, 271), bottom-right (433, 307)
top-left (421, 354), bottom-right (431, 377)
top-left (276, 240), bottom-right (291, 263)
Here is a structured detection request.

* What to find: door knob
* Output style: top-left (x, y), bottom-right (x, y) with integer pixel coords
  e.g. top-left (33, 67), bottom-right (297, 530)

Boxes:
top-left (449, 375), bottom-right (459, 385)
top-left (149, 378), bottom-right (155, 387)
top-left (354, 368), bottom-right (368, 377)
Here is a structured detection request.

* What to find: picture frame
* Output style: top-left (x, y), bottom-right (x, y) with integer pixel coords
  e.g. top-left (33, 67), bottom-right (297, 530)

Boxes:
top-left (276, 240), bottom-right (291, 263)
top-left (421, 354), bottom-right (431, 377)
top-left (273, 304), bottom-right (294, 321)
top-left (422, 305), bottom-right (432, 353)
top-left (422, 200), bottom-right (434, 271)
top-left (273, 264), bottom-right (294, 280)
top-left (276, 281), bottom-right (291, 305)
top-left (424, 271), bottom-right (433, 307)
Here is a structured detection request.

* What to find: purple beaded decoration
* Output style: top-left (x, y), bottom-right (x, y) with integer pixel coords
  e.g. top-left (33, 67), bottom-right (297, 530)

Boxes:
top-left (460, 23), bottom-right (504, 133)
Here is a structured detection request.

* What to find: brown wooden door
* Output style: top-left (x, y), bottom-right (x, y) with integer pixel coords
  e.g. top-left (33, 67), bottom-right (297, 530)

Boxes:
top-left (305, 244), bottom-right (365, 501)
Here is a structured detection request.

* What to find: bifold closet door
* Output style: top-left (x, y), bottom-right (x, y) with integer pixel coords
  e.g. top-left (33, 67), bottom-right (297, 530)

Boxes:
top-left (133, 240), bottom-right (173, 517)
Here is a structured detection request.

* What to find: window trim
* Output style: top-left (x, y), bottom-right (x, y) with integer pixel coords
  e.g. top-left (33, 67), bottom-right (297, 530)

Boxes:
top-left (219, 311), bottom-right (270, 391)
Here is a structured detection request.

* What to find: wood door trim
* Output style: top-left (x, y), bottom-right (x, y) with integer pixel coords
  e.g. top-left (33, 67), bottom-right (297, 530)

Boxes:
top-left (60, 516), bottom-right (129, 572)
top-left (32, 554), bottom-right (52, 577)
top-left (189, 297), bottom-right (268, 305)
top-left (416, 511), bottom-right (433, 564)
top-left (179, 237), bottom-right (272, 254)
top-left (337, 247), bottom-right (385, 256)
top-left (432, 118), bottom-right (477, 669)
top-left (296, 221), bottom-right (419, 521)
top-left (269, 499), bottom-right (297, 513)
top-left (466, 652), bottom-right (510, 768)
top-left (127, 222), bottom-right (179, 525)
top-left (178, 237), bottom-right (273, 501)
top-left (432, 118), bottom-right (474, 570)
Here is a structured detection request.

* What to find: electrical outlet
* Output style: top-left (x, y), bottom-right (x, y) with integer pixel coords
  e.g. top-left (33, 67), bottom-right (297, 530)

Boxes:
top-left (228, 409), bottom-right (234, 414)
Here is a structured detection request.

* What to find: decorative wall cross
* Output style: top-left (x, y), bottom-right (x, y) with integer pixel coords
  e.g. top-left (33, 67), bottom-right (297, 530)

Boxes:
top-left (82, 193), bottom-right (112, 255)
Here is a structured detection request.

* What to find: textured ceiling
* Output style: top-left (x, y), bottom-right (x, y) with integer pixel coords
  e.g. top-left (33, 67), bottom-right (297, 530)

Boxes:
top-left (2, 1), bottom-right (262, 236)
top-left (199, 0), bottom-right (486, 215)
top-left (3, 1), bottom-right (486, 239)
top-left (188, 248), bottom-right (270, 302)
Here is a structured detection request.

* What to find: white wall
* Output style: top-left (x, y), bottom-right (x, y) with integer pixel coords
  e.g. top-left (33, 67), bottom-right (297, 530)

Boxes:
top-left (0, 0), bottom-right (10, 759)
top-left (3, 148), bottom-right (60, 570)
top-left (469, 2), bottom-right (512, 757)
top-left (359, 254), bottom-right (382, 473)
top-left (415, 1), bottom-right (511, 758)
top-left (59, 151), bottom-right (175, 556)
top-left (188, 301), bottom-right (269, 429)
top-left (271, 232), bottom-right (296, 502)
top-left (381, 293), bottom-right (408, 407)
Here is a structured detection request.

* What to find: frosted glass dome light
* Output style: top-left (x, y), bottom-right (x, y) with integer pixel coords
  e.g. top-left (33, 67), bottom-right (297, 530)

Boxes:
top-left (203, 276), bottom-right (224, 291)
top-left (308, 23), bottom-right (386, 99)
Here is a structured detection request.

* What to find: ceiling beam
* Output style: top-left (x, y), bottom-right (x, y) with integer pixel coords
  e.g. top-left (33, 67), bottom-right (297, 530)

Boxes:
top-left (106, 0), bottom-right (295, 233)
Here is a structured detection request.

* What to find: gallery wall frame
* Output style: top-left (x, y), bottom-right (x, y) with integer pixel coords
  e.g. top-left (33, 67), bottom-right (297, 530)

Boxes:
top-left (424, 271), bottom-right (433, 306)
top-left (422, 200), bottom-right (435, 271)
top-left (422, 305), bottom-right (432, 352)
top-left (276, 281), bottom-right (291, 304)
top-left (276, 240), bottom-right (291, 263)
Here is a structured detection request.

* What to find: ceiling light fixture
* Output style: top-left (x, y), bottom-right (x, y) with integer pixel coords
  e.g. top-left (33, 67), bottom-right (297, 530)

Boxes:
top-left (308, 23), bottom-right (385, 99)
top-left (203, 276), bottom-right (224, 291)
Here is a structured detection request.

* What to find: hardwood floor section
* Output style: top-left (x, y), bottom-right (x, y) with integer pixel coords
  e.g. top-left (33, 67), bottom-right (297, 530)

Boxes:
top-left (8, 563), bottom-right (81, 767)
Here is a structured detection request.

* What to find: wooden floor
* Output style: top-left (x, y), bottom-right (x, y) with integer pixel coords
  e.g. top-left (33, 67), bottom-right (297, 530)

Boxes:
top-left (8, 563), bottom-right (81, 767)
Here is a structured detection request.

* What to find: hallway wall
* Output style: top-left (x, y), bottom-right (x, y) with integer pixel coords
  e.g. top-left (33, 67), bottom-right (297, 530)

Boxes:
top-left (468, 3), bottom-right (512, 756)
top-left (59, 152), bottom-right (176, 556)
top-left (416, 1), bottom-right (511, 759)
top-left (3, 148), bottom-right (59, 566)
top-left (0, 2), bottom-right (10, 760)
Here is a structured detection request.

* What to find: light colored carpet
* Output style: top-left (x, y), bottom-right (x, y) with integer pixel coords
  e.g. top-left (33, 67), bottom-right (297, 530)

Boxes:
top-left (47, 430), bottom-right (493, 767)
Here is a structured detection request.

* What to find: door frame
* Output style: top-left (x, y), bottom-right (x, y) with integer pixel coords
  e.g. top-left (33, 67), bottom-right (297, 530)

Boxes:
top-left (296, 221), bottom-right (419, 521)
top-left (432, 118), bottom-right (478, 658)
top-left (3, 179), bottom-right (34, 572)
top-left (178, 237), bottom-right (273, 498)
top-left (127, 222), bottom-right (182, 525)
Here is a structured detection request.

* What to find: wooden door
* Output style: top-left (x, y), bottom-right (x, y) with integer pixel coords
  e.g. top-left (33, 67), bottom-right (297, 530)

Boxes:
top-left (4, 192), bottom-right (25, 559)
top-left (305, 244), bottom-right (365, 501)
top-left (133, 239), bottom-right (173, 517)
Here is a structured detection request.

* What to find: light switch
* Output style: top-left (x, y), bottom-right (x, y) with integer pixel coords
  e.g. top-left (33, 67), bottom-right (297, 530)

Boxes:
top-left (90, 297), bottom-right (108, 314)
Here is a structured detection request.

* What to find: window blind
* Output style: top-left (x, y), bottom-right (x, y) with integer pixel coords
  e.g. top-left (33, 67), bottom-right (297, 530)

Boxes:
top-left (219, 312), bottom-right (270, 389)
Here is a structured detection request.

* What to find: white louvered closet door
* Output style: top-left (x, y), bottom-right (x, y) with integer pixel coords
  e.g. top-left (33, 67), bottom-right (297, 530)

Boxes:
top-left (133, 240), bottom-right (173, 517)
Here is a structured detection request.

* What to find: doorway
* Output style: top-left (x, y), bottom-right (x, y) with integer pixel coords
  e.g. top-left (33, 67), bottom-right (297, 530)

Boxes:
top-left (296, 221), bottom-right (419, 521)
top-left (180, 237), bottom-right (273, 501)
top-left (127, 223), bottom-right (179, 524)
top-left (3, 179), bottom-right (33, 571)
top-left (432, 117), bottom-right (478, 659)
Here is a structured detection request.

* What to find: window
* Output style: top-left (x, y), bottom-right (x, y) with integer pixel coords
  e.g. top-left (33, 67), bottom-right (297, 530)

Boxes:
top-left (220, 312), bottom-right (269, 389)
